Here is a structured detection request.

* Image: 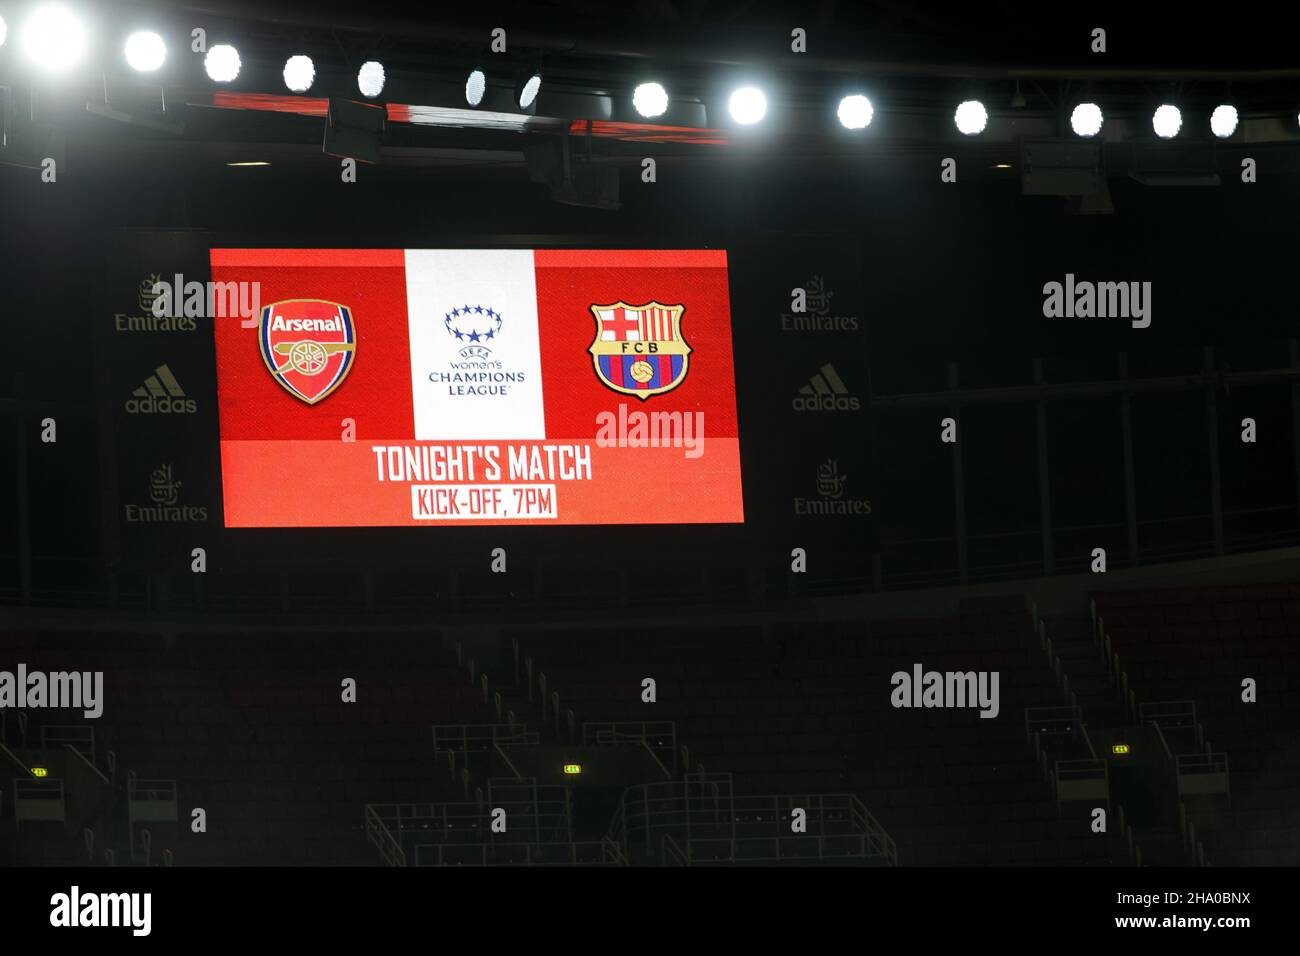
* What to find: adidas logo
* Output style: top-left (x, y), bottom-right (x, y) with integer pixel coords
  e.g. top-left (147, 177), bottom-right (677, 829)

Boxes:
top-left (791, 363), bottom-right (861, 412)
top-left (125, 364), bottom-right (197, 414)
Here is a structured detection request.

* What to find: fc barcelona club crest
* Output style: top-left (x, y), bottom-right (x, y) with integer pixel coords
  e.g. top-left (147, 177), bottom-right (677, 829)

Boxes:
top-left (588, 301), bottom-right (690, 400)
top-left (258, 299), bottom-right (356, 405)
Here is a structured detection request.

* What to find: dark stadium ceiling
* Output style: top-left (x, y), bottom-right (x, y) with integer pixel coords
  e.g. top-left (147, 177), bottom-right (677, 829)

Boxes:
top-left (4, 0), bottom-right (1300, 172)
top-left (140, 0), bottom-right (1300, 82)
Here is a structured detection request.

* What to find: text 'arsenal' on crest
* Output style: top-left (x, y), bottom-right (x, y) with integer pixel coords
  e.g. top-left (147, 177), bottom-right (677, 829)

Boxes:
top-left (258, 299), bottom-right (357, 405)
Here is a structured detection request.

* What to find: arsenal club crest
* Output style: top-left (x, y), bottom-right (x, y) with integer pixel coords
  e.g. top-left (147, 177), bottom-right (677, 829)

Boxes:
top-left (258, 299), bottom-right (356, 405)
top-left (588, 301), bottom-right (690, 400)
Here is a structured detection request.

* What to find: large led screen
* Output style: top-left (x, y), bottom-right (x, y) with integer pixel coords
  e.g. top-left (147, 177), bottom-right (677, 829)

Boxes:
top-left (211, 249), bottom-right (743, 526)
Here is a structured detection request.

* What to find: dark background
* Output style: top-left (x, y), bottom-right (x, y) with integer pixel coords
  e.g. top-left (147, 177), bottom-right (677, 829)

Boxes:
top-left (3, 0), bottom-right (1300, 604)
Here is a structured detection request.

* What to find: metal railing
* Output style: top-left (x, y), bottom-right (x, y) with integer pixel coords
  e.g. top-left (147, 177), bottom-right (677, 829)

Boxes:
top-left (1092, 606), bottom-right (1138, 721)
top-left (1024, 705), bottom-right (1082, 742)
top-left (126, 773), bottom-right (178, 860)
top-left (366, 784), bottom-right (590, 866)
top-left (583, 721), bottom-right (677, 776)
top-left (411, 840), bottom-right (626, 867)
top-left (1139, 701), bottom-right (1205, 755)
top-left (486, 778), bottom-right (573, 842)
top-left (13, 776), bottom-right (65, 828)
top-left (41, 725), bottom-right (96, 765)
top-left (432, 723), bottom-right (538, 753)
top-left (364, 803), bottom-right (406, 867)
top-left (605, 773), bottom-right (895, 866)
top-left (492, 743), bottom-right (526, 781)
top-left (1176, 752), bottom-right (1231, 802)
top-left (364, 800), bottom-right (486, 867)
top-left (1033, 614), bottom-right (1079, 712)
top-left (1053, 758), bottom-right (1109, 809)
top-left (126, 775), bottom-right (176, 809)
top-left (662, 794), bottom-right (895, 866)
top-left (605, 770), bottom-right (730, 859)
top-left (1116, 804), bottom-right (1144, 868)
top-left (661, 833), bottom-right (689, 866)
top-left (1025, 704), bottom-right (1087, 786)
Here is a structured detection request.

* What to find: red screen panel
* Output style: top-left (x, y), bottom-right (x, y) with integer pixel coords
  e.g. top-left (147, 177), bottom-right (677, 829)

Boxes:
top-left (210, 248), bottom-right (743, 526)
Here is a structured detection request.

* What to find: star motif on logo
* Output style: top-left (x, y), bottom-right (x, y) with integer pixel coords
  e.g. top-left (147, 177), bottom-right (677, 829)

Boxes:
top-left (444, 304), bottom-right (504, 344)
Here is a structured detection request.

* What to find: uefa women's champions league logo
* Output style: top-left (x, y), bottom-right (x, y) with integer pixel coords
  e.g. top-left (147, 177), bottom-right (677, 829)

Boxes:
top-left (444, 304), bottom-right (503, 359)
top-left (430, 302), bottom-right (530, 399)
top-left (258, 299), bottom-right (357, 405)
